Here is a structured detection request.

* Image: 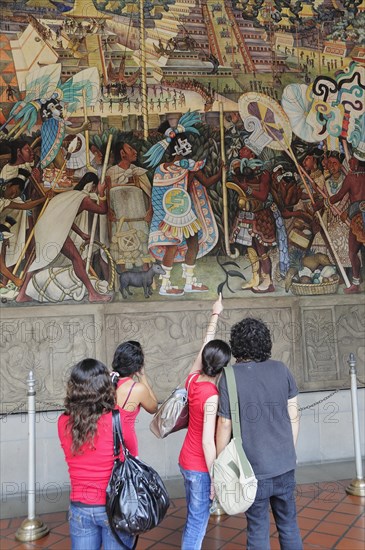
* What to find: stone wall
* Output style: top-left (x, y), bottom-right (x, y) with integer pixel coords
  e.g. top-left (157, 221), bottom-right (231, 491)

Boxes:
top-left (1, 295), bottom-right (364, 415)
top-left (1, 295), bottom-right (364, 517)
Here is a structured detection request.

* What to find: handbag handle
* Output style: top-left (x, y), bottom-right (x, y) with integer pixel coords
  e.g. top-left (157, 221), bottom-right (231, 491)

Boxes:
top-left (112, 409), bottom-right (128, 458)
top-left (224, 365), bottom-right (253, 478)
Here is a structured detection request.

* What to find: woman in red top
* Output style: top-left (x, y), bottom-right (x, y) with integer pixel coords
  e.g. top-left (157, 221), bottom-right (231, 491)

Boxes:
top-left (58, 358), bottom-right (136, 550)
top-left (111, 340), bottom-right (158, 456)
top-left (179, 295), bottom-right (231, 549)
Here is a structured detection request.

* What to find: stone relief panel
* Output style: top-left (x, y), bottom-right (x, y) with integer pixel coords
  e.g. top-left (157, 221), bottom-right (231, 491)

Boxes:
top-left (1, 298), bottom-right (362, 413)
top-left (0, 315), bottom-right (96, 414)
top-left (300, 302), bottom-right (365, 391)
top-left (105, 305), bottom-right (295, 401)
top-left (336, 304), bottom-right (365, 381)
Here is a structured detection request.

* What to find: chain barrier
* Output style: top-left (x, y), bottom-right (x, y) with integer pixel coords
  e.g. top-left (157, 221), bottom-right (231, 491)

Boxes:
top-left (38, 401), bottom-right (63, 410)
top-left (298, 379), bottom-right (349, 412)
top-left (0, 401), bottom-right (26, 420)
top-left (1, 378), bottom-right (364, 419)
top-left (0, 401), bottom-right (62, 420)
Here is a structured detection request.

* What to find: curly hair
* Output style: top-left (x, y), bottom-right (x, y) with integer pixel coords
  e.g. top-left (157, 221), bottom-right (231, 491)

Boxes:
top-left (230, 318), bottom-right (272, 362)
top-left (112, 340), bottom-right (144, 378)
top-left (64, 358), bottom-right (115, 454)
top-left (201, 339), bottom-right (231, 377)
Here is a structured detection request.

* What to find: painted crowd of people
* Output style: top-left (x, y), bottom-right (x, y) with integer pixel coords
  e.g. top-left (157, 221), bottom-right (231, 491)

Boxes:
top-left (0, 105), bottom-right (364, 303)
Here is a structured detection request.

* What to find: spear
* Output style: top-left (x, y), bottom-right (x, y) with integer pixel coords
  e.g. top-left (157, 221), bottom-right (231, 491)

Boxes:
top-left (85, 133), bottom-right (113, 274)
top-left (262, 122), bottom-right (350, 288)
top-left (82, 89), bottom-right (97, 175)
top-left (13, 137), bottom-right (79, 278)
top-left (219, 102), bottom-right (238, 258)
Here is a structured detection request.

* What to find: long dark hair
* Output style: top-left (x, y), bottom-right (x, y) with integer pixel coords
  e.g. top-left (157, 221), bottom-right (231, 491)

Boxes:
top-left (112, 340), bottom-right (144, 377)
top-left (64, 358), bottom-right (115, 454)
top-left (201, 339), bottom-right (231, 377)
top-left (73, 172), bottom-right (99, 191)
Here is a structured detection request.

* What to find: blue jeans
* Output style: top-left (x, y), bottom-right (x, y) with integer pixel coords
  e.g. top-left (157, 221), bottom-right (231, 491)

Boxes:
top-left (245, 470), bottom-right (303, 550)
top-left (179, 466), bottom-right (211, 550)
top-left (68, 503), bottom-right (135, 550)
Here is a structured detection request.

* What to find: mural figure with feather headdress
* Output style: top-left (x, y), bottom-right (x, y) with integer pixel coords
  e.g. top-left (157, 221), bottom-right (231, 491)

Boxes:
top-left (6, 64), bottom-right (99, 171)
top-left (145, 111), bottom-right (222, 296)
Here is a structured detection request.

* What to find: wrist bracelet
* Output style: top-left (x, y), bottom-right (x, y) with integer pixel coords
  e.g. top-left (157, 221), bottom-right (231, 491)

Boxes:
top-left (99, 195), bottom-right (107, 201)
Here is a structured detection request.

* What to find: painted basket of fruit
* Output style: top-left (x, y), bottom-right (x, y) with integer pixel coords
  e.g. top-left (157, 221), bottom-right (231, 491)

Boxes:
top-left (290, 275), bottom-right (339, 296)
top-left (285, 252), bottom-right (340, 296)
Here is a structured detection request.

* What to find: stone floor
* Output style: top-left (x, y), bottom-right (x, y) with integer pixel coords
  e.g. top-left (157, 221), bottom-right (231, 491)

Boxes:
top-left (1, 467), bottom-right (364, 549)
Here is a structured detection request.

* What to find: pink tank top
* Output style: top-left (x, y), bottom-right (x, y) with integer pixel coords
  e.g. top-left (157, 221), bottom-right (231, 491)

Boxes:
top-left (117, 378), bottom-right (140, 456)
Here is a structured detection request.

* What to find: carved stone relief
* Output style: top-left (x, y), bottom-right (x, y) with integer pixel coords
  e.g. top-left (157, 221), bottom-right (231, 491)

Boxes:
top-left (0, 315), bottom-right (96, 414)
top-left (300, 302), bottom-right (365, 391)
top-left (0, 296), bottom-right (363, 413)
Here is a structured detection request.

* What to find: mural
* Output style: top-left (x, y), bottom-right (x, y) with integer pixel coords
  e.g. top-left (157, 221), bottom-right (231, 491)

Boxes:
top-left (0, 0), bottom-right (364, 305)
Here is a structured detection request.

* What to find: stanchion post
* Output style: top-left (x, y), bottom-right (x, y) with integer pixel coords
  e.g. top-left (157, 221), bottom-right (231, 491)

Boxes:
top-left (346, 353), bottom-right (365, 497)
top-left (15, 371), bottom-right (50, 541)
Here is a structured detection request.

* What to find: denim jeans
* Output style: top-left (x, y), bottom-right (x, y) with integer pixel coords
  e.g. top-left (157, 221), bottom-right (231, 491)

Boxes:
top-left (68, 503), bottom-right (135, 550)
top-left (179, 466), bottom-right (211, 550)
top-left (245, 470), bottom-right (303, 550)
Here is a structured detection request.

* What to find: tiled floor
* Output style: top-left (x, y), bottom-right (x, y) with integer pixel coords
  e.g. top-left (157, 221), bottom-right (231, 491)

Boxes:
top-left (0, 479), bottom-right (364, 549)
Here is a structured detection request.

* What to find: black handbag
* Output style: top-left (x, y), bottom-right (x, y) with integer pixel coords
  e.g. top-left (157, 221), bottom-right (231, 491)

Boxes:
top-left (106, 410), bottom-right (170, 541)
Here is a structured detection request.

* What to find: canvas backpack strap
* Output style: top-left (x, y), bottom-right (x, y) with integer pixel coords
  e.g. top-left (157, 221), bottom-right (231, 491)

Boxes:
top-left (224, 365), bottom-right (253, 479)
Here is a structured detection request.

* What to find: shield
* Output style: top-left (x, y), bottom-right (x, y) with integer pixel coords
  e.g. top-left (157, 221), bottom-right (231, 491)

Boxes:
top-left (281, 83), bottom-right (329, 143)
top-left (109, 186), bottom-right (151, 269)
top-left (238, 92), bottom-right (292, 150)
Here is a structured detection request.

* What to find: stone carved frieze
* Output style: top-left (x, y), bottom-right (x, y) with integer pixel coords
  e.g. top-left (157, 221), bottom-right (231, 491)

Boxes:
top-left (0, 298), bottom-right (363, 413)
top-left (105, 306), bottom-right (295, 400)
top-left (0, 315), bottom-right (96, 414)
top-left (301, 303), bottom-right (365, 390)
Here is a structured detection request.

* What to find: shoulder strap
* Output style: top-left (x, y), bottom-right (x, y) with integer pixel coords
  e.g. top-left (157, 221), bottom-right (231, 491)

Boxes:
top-left (120, 381), bottom-right (136, 409)
top-left (224, 365), bottom-right (253, 478)
top-left (112, 409), bottom-right (127, 457)
top-left (187, 371), bottom-right (199, 392)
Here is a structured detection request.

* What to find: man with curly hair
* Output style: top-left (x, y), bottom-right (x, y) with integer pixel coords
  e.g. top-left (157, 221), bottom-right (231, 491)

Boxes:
top-left (216, 318), bottom-right (302, 550)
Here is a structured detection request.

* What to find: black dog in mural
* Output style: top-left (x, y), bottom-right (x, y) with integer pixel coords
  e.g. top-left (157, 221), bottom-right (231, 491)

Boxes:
top-left (119, 264), bottom-right (166, 299)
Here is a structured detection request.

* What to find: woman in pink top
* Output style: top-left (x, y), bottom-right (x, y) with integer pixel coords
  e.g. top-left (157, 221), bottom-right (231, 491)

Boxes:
top-left (111, 340), bottom-right (158, 456)
top-left (179, 295), bottom-right (231, 549)
top-left (58, 358), bottom-right (136, 550)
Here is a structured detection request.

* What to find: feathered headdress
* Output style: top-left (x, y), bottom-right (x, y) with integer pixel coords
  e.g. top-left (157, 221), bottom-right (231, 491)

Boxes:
top-left (144, 110), bottom-right (201, 168)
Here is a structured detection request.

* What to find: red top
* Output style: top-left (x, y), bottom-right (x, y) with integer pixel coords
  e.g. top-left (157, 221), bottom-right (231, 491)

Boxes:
top-left (179, 372), bottom-right (218, 472)
top-left (58, 411), bottom-right (123, 505)
top-left (117, 378), bottom-right (140, 457)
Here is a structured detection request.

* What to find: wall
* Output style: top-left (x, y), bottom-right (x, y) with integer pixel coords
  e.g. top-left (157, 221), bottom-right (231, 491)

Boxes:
top-left (1, 295), bottom-right (364, 518)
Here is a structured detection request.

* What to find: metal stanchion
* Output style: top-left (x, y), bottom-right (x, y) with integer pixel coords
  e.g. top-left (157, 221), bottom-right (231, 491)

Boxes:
top-left (210, 497), bottom-right (227, 517)
top-left (346, 354), bottom-right (365, 497)
top-left (15, 371), bottom-right (49, 542)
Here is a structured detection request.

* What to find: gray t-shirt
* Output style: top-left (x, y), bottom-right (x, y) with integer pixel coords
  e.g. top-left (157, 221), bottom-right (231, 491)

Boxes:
top-left (218, 360), bottom-right (299, 480)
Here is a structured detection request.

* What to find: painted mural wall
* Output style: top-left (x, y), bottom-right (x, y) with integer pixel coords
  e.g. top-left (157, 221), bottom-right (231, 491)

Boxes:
top-left (0, 0), bottom-right (364, 306)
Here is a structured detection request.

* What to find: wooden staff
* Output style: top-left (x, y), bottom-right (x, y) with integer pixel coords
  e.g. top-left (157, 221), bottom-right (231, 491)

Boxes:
top-left (12, 138), bottom-right (78, 277)
top-left (139, 0), bottom-right (149, 140)
top-left (85, 133), bottom-right (113, 273)
top-left (219, 102), bottom-right (238, 258)
top-left (286, 147), bottom-right (350, 289)
top-left (297, 164), bottom-right (350, 227)
top-left (267, 126), bottom-right (351, 288)
top-left (82, 89), bottom-right (97, 175)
